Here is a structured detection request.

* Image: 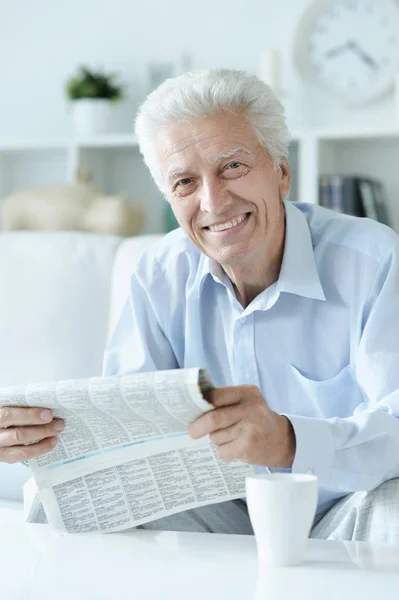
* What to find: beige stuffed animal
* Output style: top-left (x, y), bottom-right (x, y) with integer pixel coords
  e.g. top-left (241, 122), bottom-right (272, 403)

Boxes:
top-left (1, 169), bottom-right (144, 236)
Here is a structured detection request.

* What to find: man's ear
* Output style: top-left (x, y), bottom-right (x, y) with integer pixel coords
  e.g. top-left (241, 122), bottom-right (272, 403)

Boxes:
top-left (279, 158), bottom-right (291, 195)
top-left (280, 158), bottom-right (289, 177)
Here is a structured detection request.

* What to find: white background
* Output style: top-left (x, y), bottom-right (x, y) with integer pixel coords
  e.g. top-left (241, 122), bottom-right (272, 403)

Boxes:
top-left (1, 0), bottom-right (397, 136)
top-left (0, 0), bottom-right (398, 232)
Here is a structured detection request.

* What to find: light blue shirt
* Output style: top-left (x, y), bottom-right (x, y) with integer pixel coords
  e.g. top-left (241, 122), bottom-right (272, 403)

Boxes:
top-left (103, 201), bottom-right (399, 515)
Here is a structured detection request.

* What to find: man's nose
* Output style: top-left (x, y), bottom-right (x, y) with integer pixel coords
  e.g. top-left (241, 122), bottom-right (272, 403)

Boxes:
top-left (199, 179), bottom-right (225, 213)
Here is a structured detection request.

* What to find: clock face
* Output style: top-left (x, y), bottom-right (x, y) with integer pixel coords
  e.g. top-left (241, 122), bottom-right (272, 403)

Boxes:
top-left (294, 0), bottom-right (399, 103)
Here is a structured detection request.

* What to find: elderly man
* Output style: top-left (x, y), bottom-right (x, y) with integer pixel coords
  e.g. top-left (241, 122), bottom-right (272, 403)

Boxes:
top-left (102, 68), bottom-right (399, 542)
top-left (1, 69), bottom-right (398, 542)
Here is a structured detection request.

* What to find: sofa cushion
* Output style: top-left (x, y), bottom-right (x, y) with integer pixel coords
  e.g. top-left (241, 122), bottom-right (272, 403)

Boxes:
top-left (107, 234), bottom-right (163, 339)
top-left (0, 231), bottom-right (122, 387)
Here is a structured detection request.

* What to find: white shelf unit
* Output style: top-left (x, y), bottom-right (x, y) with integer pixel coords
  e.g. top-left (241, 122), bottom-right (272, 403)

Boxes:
top-left (0, 133), bottom-right (139, 178)
top-left (0, 129), bottom-right (398, 234)
top-left (0, 135), bottom-right (166, 235)
top-left (291, 126), bottom-right (399, 232)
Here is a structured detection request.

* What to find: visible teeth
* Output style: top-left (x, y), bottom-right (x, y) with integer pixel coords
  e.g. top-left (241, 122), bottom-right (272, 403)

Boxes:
top-left (209, 213), bottom-right (247, 232)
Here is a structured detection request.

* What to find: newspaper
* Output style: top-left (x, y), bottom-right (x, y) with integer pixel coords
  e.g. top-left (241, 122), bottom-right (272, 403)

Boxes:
top-left (0, 368), bottom-right (254, 534)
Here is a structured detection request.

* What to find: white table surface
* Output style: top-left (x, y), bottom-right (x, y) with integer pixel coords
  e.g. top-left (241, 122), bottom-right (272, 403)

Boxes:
top-left (1, 508), bottom-right (399, 600)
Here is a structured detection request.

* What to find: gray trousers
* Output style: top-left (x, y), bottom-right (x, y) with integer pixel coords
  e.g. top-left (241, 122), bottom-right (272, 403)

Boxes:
top-left (140, 478), bottom-right (399, 545)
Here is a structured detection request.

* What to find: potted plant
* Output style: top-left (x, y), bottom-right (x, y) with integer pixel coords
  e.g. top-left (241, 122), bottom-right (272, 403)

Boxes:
top-left (66, 65), bottom-right (125, 136)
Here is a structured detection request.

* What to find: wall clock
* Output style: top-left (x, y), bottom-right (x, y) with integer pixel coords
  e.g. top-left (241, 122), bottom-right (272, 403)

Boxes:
top-left (293, 0), bottom-right (399, 104)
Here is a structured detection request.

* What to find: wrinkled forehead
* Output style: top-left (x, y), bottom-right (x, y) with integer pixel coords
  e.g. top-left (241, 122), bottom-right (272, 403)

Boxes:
top-left (155, 114), bottom-right (263, 179)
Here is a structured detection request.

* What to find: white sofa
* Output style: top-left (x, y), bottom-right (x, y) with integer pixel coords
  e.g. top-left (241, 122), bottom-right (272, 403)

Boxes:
top-left (0, 230), bottom-right (162, 507)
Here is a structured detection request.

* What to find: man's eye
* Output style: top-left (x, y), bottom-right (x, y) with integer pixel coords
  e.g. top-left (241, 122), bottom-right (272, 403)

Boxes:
top-left (227, 162), bottom-right (241, 170)
top-left (178, 178), bottom-right (192, 186)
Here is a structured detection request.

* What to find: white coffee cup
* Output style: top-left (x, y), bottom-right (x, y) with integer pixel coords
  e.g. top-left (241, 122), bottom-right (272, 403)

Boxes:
top-left (246, 473), bottom-right (318, 567)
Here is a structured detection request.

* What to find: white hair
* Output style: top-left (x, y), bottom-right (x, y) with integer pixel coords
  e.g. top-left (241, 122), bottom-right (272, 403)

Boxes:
top-left (135, 68), bottom-right (291, 196)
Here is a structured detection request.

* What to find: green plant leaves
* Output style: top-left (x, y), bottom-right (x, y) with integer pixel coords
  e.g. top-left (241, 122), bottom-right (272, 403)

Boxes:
top-left (66, 65), bottom-right (124, 101)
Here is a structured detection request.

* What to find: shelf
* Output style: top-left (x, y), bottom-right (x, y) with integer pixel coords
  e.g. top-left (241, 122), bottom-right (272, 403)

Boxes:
top-left (303, 126), bottom-right (399, 141)
top-left (0, 137), bottom-right (70, 151)
top-left (2, 128), bottom-right (399, 151)
top-left (76, 134), bottom-right (138, 148)
top-left (0, 134), bottom-right (139, 152)
top-left (0, 127), bottom-right (398, 232)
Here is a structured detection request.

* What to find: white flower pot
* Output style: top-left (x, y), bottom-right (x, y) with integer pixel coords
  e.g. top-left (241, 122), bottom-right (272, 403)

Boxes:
top-left (70, 99), bottom-right (115, 136)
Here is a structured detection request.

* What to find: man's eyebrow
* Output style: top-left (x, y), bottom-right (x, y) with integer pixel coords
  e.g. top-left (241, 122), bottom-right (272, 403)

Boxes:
top-left (212, 147), bottom-right (251, 163)
top-left (167, 148), bottom-right (251, 184)
top-left (167, 168), bottom-right (191, 184)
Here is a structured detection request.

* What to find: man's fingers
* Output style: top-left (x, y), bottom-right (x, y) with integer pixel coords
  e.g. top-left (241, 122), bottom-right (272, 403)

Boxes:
top-left (0, 437), bottom-right (58, 464)
top-left (216, 440), bottom-right (243, 463)
top-left (0, 419), bottom-right (64, 448)
top-left (209, 422), bottom-right (240, 446)
top-left (0, 406), bottom-right (54, 428)
top-left (203, 387), bottom-right (244, 408)
top-left (204, 385), bottom-right (261, 408)
top-left (189, 404), bottom-right (243, 439)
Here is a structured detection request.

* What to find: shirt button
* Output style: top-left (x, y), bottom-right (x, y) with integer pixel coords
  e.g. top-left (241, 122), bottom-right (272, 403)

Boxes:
top-left (240, 316), bottom-right (247, 323)
top-left (245, 370), bottom-right (253, 380)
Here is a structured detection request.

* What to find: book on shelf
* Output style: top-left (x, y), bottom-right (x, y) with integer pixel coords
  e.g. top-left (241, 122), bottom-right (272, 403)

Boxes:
top-left (318, 174), bottom-right (390, 226)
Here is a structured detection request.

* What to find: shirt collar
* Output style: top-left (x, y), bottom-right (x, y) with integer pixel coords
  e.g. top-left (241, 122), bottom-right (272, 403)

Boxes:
top-left (199, 253), bottom-right (225, 285)
top-left (277, 200), bottom-right (326, 301)
top-left (196, 200), bottom-right (326, 302)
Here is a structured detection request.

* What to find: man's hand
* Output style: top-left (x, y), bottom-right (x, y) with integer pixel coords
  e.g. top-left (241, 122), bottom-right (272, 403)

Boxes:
top-left (0, 406), bottom-right (64, 464)
top-left (188, 386), bottom-right (296, 467)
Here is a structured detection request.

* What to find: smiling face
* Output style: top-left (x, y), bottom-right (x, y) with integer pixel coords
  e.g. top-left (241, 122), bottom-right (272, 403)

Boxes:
top-left (157, 111), bottom-right (290, 279)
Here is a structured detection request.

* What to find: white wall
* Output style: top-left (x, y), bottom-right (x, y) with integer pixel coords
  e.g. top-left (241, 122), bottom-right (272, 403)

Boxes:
top-left (1, 0), bottom-right (396, 137)
top-left (0, 0), bottom-right (398, 231)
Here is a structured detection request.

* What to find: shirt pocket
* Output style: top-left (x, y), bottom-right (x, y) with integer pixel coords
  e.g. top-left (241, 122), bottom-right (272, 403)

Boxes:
top-left (286, 364), bottom-right (364, 419)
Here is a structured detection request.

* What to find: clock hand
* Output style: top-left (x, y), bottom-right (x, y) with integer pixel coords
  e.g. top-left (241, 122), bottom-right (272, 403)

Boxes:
top-left (347, 40), bottom-right (378, 69)
top-left (324, 41), bottom-right (351, 59)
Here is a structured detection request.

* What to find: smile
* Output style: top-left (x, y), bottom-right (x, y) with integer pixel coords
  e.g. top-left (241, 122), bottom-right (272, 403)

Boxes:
top-left (207, 213), bottom-right (250, 232)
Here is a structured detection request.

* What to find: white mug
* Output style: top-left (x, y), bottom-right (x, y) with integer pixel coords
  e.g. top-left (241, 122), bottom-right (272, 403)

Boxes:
top-left (246, 473), bottom-right (318, 567)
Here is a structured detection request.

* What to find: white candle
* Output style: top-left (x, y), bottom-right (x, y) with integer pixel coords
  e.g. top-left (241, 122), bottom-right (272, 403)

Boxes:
top-left (259, 49), bottom-right (281, 91)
